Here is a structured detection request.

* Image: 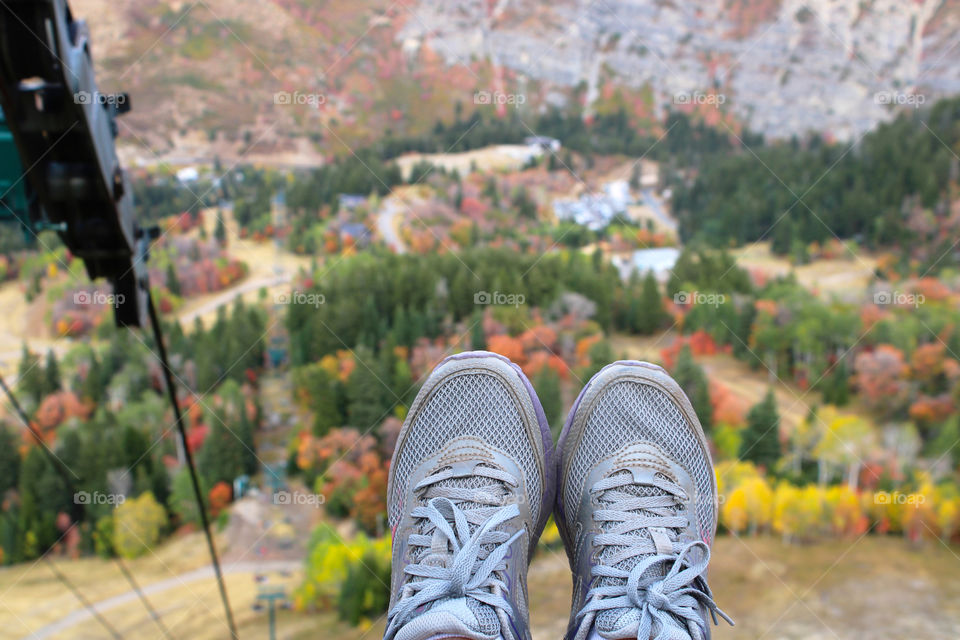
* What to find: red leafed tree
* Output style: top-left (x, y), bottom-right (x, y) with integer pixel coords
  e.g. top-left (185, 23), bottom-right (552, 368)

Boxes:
top-left (186, 424), bottom-right (209, 453)
top-left (711, 382), bottom-right (748, 427)
top-left (853, 345), bottom-right (910, 418)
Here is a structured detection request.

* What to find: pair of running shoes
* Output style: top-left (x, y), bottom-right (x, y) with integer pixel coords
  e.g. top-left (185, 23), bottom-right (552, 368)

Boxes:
top-left (384, 351), bottom-right (733, 640)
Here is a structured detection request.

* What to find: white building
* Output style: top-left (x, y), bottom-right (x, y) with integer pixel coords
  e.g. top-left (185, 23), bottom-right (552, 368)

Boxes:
top-left (612, 247), bottom-right (680, 282)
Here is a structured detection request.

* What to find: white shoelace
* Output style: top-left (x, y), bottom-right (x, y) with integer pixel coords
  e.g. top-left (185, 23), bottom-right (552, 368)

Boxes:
top-left (575, 473), bottom-right (733, 640)
top-left (385, 466), bottom-right (524, 640)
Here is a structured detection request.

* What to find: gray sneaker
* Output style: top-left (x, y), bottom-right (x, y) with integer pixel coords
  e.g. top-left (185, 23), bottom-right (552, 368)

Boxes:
top-left (385, 351), bottom-right (555, 640)
top-left (556, 361), bottom-right (732, 640)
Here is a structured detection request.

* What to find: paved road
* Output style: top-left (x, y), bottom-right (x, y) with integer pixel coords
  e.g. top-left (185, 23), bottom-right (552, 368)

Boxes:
top-left (640, 188), bottom-right (677, 233)
top-left (27, 559), bottom-right (301, 639)
top-left (178, 273), bottom-right (290, 325)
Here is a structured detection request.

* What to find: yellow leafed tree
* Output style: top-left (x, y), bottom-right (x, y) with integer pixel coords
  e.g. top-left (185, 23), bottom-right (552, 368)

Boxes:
top-left (813, 412), bottom-right (877, 490)
top-left (722, 475), bottom-right (772, 534)
top-left (773, 484), bottom-right (823, 542)
top-left (113, 492), bottom-right (168, 559)
top-left (824, 485), bottom-right (863, 537)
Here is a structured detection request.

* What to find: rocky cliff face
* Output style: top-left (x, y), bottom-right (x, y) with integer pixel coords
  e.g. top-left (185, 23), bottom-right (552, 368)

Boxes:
top-left (71, 0), bottom-right (960, 160)
top-left (400, 0), bottom-right (960, 140)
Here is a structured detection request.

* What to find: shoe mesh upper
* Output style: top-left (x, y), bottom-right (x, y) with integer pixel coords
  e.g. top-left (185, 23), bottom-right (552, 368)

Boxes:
top-left (390, 372), bottom-right (544, 529)
top-left (563, 381), bottom-right (714, 544)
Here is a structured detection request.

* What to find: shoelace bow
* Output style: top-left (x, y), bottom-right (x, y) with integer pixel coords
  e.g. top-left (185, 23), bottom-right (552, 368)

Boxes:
top-left (576, 472), bottom-right (733, 640)
top-left (385, 465), bottom-right (524, 640)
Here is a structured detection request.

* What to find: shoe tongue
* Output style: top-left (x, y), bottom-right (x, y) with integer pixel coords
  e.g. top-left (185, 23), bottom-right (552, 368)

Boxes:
top-left (594, 471), bottom-right (684, 638)
top-left (392, 597), bottom-right (502, 640)
top-left (433, 472), bottom-right (503, 511)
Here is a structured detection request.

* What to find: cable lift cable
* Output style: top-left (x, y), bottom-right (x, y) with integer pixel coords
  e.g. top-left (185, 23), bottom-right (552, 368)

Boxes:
top-left (0, 373), bottom-right (73, 478)
top-left (146, 291), bottom-right (239, 639)
top-left (1, 327), bottom-right (238, 640)
top-left (0, 2), bottom-right (236, 636)
top-left (0, 375), bottom-right (123, 639)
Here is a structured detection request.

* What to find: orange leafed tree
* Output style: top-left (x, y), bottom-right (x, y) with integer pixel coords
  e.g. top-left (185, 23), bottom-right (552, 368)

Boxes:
top-left (910, 343), bottom-right (946, 388)
top-left (209, 482), bottom-right (232, 517)
top-left (487, 334), bottom-right (525, 366)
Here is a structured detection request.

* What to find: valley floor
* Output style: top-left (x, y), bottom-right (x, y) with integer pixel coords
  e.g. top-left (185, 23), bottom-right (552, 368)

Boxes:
top-left (7, 535), bottom-right (958, 639)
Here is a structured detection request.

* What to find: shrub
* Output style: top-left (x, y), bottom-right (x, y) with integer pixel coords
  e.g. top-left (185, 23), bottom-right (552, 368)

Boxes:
top-left (93, 515), bottom-right (115, 558)
top-left (295, 526), bottom-right (391, 617)
top-left (113, 492), bottom-right (168, 559)
top-left (337, 550), bottom-right (391, 625)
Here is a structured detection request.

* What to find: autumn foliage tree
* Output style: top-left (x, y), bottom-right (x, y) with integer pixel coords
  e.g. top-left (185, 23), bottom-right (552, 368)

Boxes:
top-left (854, 345), bottom-right (910, 419)
top-left (738, 389), bottom-right (781, 471)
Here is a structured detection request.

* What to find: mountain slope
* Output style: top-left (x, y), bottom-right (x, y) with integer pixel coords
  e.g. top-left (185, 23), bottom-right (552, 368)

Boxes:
top-left (72, 0), bottom-right (960, 163)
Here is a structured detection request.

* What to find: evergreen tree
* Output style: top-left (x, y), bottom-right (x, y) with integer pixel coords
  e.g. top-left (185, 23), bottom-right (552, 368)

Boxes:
top-left (0, 424), bottom-right (20, 496)
top-left (81, 354), bottom-right (104, 403)
top-left (167, 320), bottom-right (188, 358)
top-left (166, 263), bottom-right (182, 296)
top-left (346, 349), bottom-right (391, 432)
top-left (732, 303), bottom-right (757, 362)
top-left (391, 307), bottom-right (412, 348)
top-left (42, 350), bottom-right (62, 396)
top-left (547, 153), bottom-right (559, 171)
top-left (17, 344), bottom-right (44, 406)
top-left (297, 364), bottom-right (344, 436)
top-left (454, 182), bottom-right (464, 211)
top-left (470, 310), bottom-right (487, 351)
top-left (635, 271), bottom-right (666, 334)
top-left (18, 447), bottom-right (70, 556)
top-left (483, 177), bottom-right (500, 208)
top-left (582, 340), bottom-right (616, 382)
top-left (672, 345), bottom-right (713, 431)
top-left (198, 411), bottom-right (247, 486)
top-left (739, 388), bottom-right (781, 470)
top-left (237, 402), bottom-right (258, 476)
top-left (392, 358), bottom-right (415, 407)
top-left (513, 187), bottom-right (537, 219)
top-left (819, 357), bottom-right (850, 406)
top-left (771, 215), bottom-right (794, 256)
top-left (214, 215), bottom-right (227, 246)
